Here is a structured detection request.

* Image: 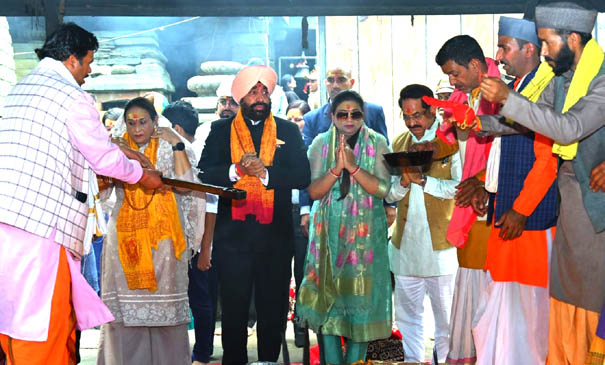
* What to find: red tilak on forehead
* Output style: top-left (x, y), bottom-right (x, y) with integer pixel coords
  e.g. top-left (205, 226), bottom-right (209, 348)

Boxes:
top-left (346, 105), bottom-right (352, 110)
top-left (405, 108), bottom-right (412, 114)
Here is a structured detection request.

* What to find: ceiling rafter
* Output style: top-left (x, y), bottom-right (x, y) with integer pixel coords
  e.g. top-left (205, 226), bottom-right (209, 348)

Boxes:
top-left (7, 0), bottom-right (600, 17)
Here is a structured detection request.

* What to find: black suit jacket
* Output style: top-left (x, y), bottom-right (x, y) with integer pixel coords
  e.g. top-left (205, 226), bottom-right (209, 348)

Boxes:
top-left (198, 115), bottom-right (311, 253)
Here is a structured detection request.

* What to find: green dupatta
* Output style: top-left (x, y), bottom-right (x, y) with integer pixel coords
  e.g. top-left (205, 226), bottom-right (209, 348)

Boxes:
top-left (297, 124), bottom-right (392, 342)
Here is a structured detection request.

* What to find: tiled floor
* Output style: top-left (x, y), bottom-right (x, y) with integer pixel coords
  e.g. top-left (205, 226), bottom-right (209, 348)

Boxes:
top-left (79, 321), bottom-right (317, 364)
top-left (80, 295), bottom-right (437, 364)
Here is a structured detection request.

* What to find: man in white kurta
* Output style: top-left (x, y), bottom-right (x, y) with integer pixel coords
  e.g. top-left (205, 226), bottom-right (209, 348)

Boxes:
top-left (387, 84), bottom-right (461, 363)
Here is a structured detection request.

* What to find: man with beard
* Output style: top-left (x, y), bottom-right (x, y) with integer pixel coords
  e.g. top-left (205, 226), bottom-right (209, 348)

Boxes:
top-left (198, 65), bottom-right (310, 364)
top-left (216, 76), bottom-right (240, 119)
top-left (479, 2), bottom-right (605, 363)
top-left (0, 23), bottom-right (163, 363)
top-left (188, 75), bottom-right (239, 364)
top-left (193, 76), bottom-right (239, 156)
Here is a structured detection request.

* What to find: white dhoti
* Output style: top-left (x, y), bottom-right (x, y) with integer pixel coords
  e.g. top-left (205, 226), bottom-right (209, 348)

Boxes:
top-left (471, 228), bottom-right (552, 365)
top-left (446, 268), bottom-right (491, 364)
top-left (472, 281), bottom-right (549, 365)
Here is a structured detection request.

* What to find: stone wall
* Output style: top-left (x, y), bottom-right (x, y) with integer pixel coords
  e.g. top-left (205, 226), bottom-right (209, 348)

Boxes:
top-left (0, 17), bottom-right (17, 110)
top-left (325, 14), bottom-right (605, 140)
top-left (183, 60), bottom-right (243, 122)
top-left (325, 14), bottom-right (511, 139)
top-left (82, 31), bottom-right (174, 105)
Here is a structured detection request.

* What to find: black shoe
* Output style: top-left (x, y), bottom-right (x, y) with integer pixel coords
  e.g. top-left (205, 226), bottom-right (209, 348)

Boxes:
top-left (294, 331), bottom-right (305, 348)
top-left (294, 324), bottom-right (306, 348)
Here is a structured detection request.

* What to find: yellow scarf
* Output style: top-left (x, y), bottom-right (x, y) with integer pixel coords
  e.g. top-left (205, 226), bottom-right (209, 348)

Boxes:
top-left (230, 109), bottom-right (276, 224)
top-left (116, 133), bottom-right (186, 292)
top-left (521, 61), bottom-right (554, 102)
top-left (552, 39), bottom-right (604, 160)
top-left (502, 62), bottom-right (554, 126)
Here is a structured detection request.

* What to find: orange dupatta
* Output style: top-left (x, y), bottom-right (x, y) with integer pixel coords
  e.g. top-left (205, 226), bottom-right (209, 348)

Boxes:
top-left (116, 133), bottom-right (186, 292)
top-left (230, 109), bottom-right (276, 224)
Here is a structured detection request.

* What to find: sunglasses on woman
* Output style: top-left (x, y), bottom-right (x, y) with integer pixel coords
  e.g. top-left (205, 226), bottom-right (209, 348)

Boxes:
top-left (335, 111), bottom-right (364, 121)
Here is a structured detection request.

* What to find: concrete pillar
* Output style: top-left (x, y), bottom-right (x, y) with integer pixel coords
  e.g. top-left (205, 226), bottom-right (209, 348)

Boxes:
top-left (0, 17), bottom-right (17, 110)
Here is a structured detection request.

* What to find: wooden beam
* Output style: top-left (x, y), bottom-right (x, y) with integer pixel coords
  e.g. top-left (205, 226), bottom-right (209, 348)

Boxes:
top-left (2, 0), bottom-right (604, 17)
top-left (43, 0), bottom-right (61, 36)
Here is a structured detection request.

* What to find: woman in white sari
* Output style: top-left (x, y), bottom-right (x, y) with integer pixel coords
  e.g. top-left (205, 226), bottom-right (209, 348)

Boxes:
top-left (97, 97), bottom-right (200, 365)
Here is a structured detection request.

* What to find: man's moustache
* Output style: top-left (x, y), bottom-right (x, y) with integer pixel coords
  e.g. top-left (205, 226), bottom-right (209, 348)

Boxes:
top-left (220, 111), bottom-right (234, 117)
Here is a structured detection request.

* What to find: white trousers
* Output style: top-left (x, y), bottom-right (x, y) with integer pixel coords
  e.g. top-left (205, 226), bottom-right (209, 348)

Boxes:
top-left (394, 274), bottom-right (455, 363)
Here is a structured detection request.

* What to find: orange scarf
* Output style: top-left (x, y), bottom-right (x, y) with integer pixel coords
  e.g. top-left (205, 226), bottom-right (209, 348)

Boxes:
top-left (230, 109), bottom-right (276, 224)
top-left (116, 133), bottom-right (186, 292)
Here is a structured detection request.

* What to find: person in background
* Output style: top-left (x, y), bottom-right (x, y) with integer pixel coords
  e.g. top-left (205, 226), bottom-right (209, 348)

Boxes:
top-left (285, 99), bottom-right (311, 347)
top-left (434, 79), bottom-right (454, 119)
top-left (0, 23), bottom-right (162, 364)
top-left (387, 84), bottom-right (461, 363)
top-left (216, 76), bottom-right (240, 119)
top-left (286, 99), bottom-right (310, 133)
top-left (97, 97), bottom-right (199, 364)
top-left (305, 69), bottom-right (321, 110)
top-left (296, 90), bottom-right (392, 363)
top-left (143, 91), bottom-right (170, 115)
top-left (281, 74), bottom-right (301, 104)
top-left (193, 75), bottom-right (238, 157)
top-left (103, 107), bottom-right (123, 134)
top-left (163, 100), bottom-right (216, 365)
top-left (435, 79), bottom-right (454, 101)
top-left (164, 101), bottom-right (199, 146)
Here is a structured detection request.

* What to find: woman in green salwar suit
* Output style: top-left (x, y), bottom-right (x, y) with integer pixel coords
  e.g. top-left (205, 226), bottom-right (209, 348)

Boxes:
top-left (296, 90), bottom-right (392, 363)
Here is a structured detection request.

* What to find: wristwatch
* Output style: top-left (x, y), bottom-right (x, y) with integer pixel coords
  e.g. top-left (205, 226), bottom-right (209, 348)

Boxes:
top-left (172, 142), bottom-right (185, 151)
top-left (420, 174), bottom-right (427, 187)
